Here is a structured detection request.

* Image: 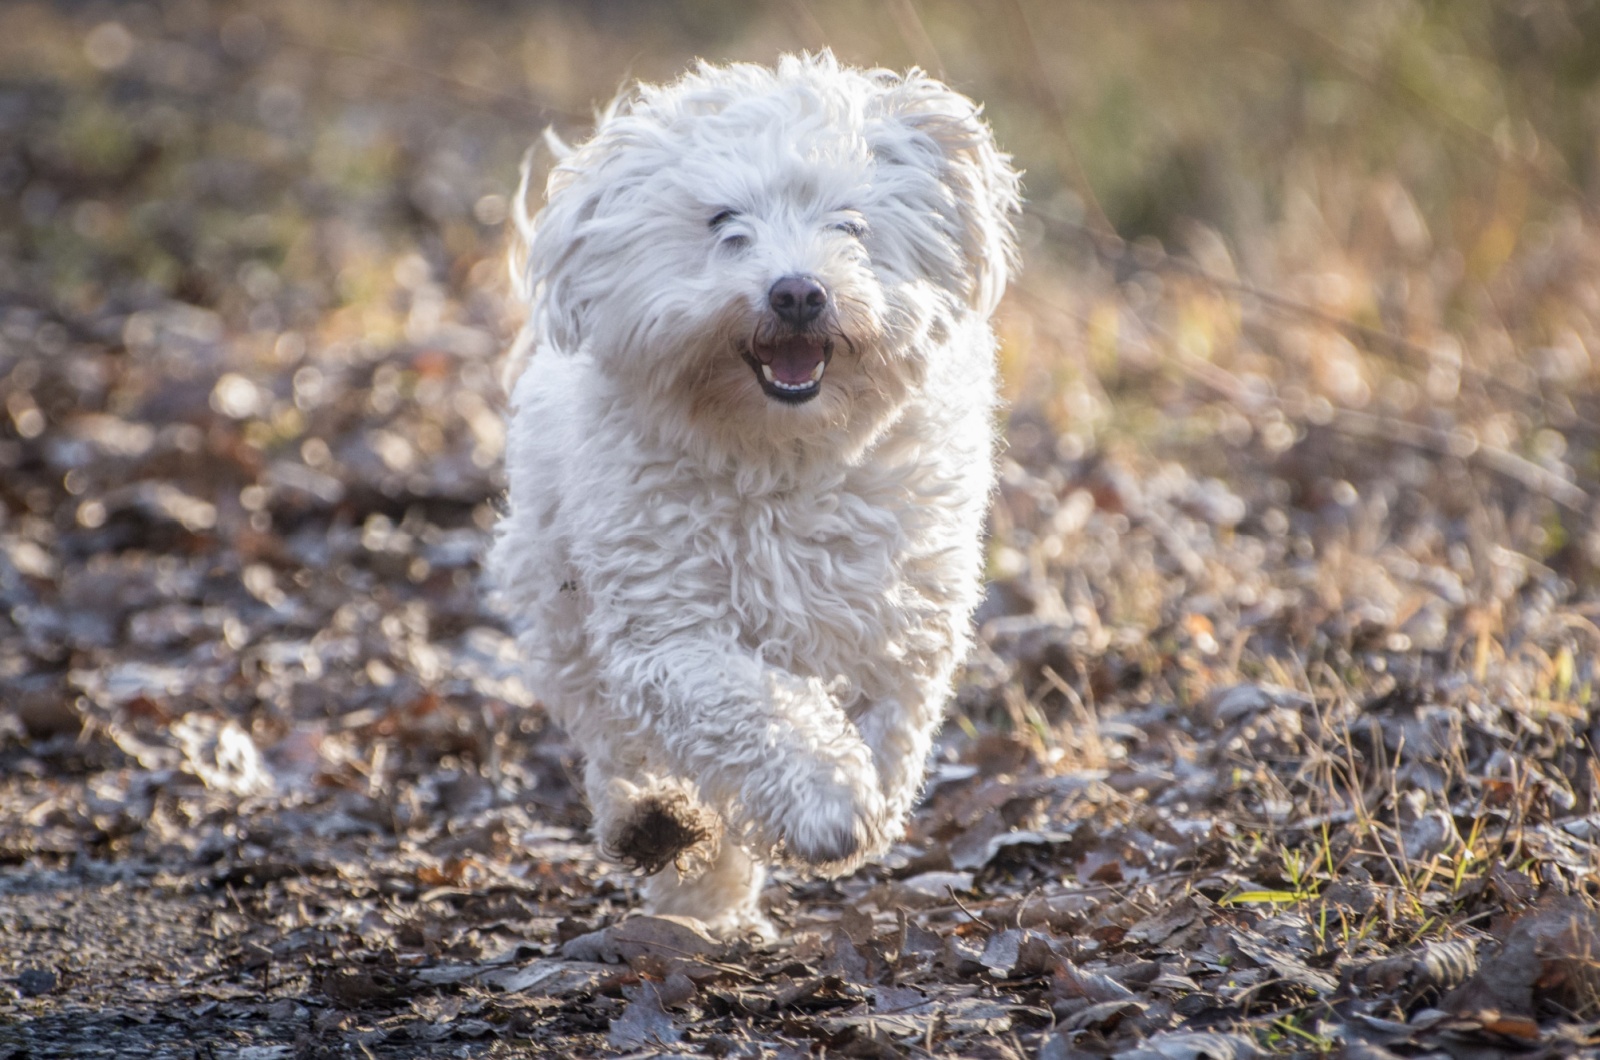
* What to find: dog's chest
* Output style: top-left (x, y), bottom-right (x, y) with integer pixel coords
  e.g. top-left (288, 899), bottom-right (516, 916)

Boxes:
top-left (681, 476), bottom-right (914, 672)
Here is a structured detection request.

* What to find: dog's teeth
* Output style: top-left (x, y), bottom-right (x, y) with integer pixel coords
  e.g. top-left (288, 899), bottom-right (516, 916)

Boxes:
top-left (810, 361), bottom-right (825, 382)
top-left (761, 364), bottom-right (775, 383)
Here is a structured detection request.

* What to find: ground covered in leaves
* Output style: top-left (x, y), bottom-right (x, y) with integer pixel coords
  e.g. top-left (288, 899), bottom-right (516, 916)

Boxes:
top-left (3, 2), bottom-right (1600, 1057)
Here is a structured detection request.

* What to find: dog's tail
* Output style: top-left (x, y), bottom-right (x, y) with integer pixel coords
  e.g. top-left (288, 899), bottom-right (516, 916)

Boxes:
top-left (501, 131), bottom-right (573, 394)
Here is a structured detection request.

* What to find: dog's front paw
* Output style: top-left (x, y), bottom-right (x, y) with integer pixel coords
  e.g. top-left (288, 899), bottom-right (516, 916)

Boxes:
top-left (772, 777), bottom-right (891, 875)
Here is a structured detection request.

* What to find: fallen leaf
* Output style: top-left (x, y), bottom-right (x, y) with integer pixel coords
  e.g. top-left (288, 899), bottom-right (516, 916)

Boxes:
top-left (1117, 1030), bottom-right (1263, 1060)
top-left (1445, 896), bottom-right (1600, 1020)
top-left (607, 980), bottom-right (682, 1050)
top-left (1052, 960), bottom-right (1137, 1003)
top-left (981, 928), bottom-right (1061, 978)
top-left (477, 959), bottom-right (614, 996)
top-left (560, 914), bottom-right (724, 970)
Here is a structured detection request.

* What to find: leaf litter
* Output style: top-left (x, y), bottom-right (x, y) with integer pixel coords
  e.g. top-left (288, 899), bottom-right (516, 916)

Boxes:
top-left (2, 2), bottom-right (1599, 1057)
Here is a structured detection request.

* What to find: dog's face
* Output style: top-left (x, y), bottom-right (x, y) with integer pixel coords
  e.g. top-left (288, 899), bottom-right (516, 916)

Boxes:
top-left (517, 54), bottom-right (1019, 460)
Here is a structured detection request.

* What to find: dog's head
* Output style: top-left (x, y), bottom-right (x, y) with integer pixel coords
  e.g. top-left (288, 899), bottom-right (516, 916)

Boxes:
top-left (513, 52), bottom-right (1020, 461)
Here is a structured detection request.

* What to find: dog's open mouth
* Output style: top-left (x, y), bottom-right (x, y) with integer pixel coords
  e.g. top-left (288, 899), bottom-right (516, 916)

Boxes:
top-left (743, 336), bottom-right (832, 404)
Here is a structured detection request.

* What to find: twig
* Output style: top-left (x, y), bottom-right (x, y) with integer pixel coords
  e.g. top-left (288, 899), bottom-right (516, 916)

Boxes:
top-left (1031, 211), bottom-right (1560, 415)
top-left (1001, 0), bottom-right (1116, 238)
top-left (1320, 406), bottom-right (1589, 512)
top-left (946, 885), bottom-right (991, 934)
top-left (884, 0), bottom-right (945, 79)
top-left (1015, 276), bottom-right (1592, 513)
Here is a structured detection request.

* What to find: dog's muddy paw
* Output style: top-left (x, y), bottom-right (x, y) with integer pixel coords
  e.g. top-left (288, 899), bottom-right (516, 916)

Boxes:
top-left (602, 792), bottom-right (720, 876)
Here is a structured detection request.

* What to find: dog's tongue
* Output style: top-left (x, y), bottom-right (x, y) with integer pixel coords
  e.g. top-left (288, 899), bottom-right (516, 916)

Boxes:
top-left (761, 336), bottom-right (827, 385)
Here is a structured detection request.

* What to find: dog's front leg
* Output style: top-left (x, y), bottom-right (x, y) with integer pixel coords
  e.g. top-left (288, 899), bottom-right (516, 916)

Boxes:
top-left (853, 698), bottom-right (936, 828)
top-left (600, 634), bottom-right (891, 872)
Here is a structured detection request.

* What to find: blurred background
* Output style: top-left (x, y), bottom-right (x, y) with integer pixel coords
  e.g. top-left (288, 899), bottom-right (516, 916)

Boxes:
top-left (6, 0), bottom-right (1600, 825)
top-left (3, 0), bottom-right (1600, 1050)
top-left (6, 0), bottom-right (1600, 738)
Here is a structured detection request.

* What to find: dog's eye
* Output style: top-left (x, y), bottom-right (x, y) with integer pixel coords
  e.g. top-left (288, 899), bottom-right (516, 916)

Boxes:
top-left (833, 218), bottom-right (868, 239)
top-left (710, 210), bottom-right (749, 252)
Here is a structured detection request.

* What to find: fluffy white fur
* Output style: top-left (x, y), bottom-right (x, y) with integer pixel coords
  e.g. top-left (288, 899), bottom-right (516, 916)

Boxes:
top-left (489, 52), bottom-right (1020, 938)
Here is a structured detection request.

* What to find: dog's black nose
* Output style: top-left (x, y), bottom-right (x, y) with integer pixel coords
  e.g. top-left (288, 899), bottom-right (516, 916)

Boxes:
top-left (768, 275), bottom-right (828, 327)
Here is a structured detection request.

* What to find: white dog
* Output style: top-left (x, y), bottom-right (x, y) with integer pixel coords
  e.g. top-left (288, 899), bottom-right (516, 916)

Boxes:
top-left (490, 52), bottom-right (1019, 938)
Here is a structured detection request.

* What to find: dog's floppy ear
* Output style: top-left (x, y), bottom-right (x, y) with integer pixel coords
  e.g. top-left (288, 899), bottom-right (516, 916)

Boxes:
top-left (868, 73), bottom-right (1021, 313)
top-left (512, 113), bottom-right (625, 356)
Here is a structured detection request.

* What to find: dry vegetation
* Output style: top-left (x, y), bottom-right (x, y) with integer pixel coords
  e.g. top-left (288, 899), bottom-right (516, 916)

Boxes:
top-left (2, 1), bottom-right (1599, 1057)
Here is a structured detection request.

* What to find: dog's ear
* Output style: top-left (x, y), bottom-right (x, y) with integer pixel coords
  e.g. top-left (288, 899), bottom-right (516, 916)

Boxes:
top-left (513, 113), bottom-right (628, 356)
top-left (867, 74), bottom-right (1021, 314)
